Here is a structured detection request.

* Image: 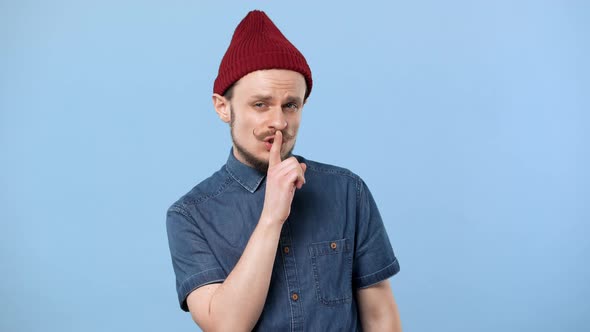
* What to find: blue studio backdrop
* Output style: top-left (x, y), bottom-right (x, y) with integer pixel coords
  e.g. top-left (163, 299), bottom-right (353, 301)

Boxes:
top-left (1, 1), bottom-right (588, 331)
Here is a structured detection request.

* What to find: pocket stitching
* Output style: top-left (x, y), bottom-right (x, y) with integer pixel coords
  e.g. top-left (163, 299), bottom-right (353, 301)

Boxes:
top-left (309, 238), bottom-right (353, 306)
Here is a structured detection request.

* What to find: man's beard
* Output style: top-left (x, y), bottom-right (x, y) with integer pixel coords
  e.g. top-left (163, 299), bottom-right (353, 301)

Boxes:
top-left (230, 107), bottom-right (296, 173)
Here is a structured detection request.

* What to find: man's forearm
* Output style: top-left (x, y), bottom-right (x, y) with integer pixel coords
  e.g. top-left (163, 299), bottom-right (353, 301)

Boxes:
top-left (207, 217), bottom-right (282, 331)
top-left (363, 304), bottom-right (402, 332)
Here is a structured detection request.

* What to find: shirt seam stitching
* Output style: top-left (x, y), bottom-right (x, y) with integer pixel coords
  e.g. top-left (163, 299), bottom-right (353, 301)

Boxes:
top-left (353, 258), bottom-right (398, 281)
top-left (179, 267), bottom-right (226, 289)
top-left (306, 164), bottom-right (359, 180)
top-left (171, 175), bottom-right (234, 209)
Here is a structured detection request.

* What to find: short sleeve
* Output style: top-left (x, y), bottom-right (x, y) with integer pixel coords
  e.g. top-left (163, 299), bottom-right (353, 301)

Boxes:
top-left (166, 205), bottom-right (227, 311)
top-left (352, 179), bottom-right (400, 289)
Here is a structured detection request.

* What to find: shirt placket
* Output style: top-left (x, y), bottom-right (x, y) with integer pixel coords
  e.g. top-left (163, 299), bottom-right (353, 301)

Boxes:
top-left (279, 220), bottom-right (304, 332)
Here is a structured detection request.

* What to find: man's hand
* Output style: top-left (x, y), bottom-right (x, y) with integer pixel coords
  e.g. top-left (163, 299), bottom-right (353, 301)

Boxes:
top-left (261, 130), bottom-right (307, 224)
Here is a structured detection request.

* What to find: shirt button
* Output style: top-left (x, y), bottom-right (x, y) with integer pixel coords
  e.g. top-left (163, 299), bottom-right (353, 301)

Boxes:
top-left (283, 246), bottom-right (290, 254)
top-left (330, 242), bottom-right (337, 250)
top-left (291, 293), bottom-right (299, 301)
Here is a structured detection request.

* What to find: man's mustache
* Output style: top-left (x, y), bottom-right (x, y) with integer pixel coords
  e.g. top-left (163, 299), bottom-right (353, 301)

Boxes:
top-left (254, 129), bottom-right (295, 141)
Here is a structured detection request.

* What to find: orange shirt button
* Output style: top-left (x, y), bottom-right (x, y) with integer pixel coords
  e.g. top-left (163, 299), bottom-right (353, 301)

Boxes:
top-left (283, 246), bottom-right (290, 254)
top-left (291, 293), bottom-right (299, 301)
top-left (330, 242), bottom-right (337, 250)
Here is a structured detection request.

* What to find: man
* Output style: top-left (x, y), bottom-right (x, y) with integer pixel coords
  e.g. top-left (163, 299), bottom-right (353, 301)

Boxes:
top-left (166, 10), bottom-right (401, 331)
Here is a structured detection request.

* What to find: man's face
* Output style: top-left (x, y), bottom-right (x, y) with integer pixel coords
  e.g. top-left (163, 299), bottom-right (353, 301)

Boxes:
top-left (218, 69), bottom-right (307, 172)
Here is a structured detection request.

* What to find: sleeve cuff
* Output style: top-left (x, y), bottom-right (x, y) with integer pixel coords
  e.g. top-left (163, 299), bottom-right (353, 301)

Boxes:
top-left (178, 267), bottom-right (227, 311)
top-left (353, 258), bottom-right (400, 289)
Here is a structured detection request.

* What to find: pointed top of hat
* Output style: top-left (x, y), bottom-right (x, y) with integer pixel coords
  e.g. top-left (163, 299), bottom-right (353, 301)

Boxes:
top-left (214, 10), bottom-right (313, 99)
top-left (232, 10), bottom-right (287, 43)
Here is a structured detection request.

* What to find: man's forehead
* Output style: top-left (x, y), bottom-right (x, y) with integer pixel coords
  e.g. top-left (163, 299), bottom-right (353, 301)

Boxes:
top-left (233, 69), bottom-right (306, 96)
top-left (240, 69), bottom-right (306, 83)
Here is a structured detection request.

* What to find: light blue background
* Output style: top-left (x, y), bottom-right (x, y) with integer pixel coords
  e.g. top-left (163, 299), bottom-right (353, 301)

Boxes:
top-left (1, 1), bottom-right (588, 331)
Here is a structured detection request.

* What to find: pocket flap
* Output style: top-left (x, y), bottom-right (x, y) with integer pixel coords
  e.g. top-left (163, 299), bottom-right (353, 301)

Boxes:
top-left (308, 238), bottom-right (351, 256)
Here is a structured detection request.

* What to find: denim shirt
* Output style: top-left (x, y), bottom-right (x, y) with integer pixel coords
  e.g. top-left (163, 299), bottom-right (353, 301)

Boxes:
top-left (166, 150), bottom-right (400, 331)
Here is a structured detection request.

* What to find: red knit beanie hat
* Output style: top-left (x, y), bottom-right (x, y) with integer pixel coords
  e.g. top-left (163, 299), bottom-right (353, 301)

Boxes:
top-left (213, 10), bottom-right (313, 99)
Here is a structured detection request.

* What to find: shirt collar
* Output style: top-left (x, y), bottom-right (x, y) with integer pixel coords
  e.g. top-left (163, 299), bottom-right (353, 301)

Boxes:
top-left (225, 148), bottom-right (266, 193)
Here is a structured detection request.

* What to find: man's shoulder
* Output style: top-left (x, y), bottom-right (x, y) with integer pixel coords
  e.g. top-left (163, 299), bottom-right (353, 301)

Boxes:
top-left (167, 165), bottom-right (233, 213)
top-left (297, 155), bottom-right (363, 184)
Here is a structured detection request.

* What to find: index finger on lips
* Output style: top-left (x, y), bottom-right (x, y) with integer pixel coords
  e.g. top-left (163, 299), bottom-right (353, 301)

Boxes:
top-left (268, 130), bottom-right (283, 168)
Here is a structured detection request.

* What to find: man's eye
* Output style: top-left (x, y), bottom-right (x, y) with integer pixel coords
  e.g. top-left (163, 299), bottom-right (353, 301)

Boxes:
top-left (254, 102), bottom-right (265, 108)
top-left (284, 102), bottom-right (299, 110)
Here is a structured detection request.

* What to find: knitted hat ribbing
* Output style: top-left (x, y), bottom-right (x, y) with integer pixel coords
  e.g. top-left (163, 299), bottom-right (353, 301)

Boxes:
top-left (213, 10), bottom-right (313, 99)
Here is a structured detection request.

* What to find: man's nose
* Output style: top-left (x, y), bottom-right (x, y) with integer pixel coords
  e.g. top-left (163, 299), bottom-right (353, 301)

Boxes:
top-left (269, 107), bottom-right (287, 130)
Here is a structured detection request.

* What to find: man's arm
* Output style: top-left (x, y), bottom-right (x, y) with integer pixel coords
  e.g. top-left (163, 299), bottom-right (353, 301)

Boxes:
top-left (186, 219), bottom-right (282, 331)
top-left (357, 279), bottom-right (402, 332)
top-left (186, 131), bottom-right (306, 332)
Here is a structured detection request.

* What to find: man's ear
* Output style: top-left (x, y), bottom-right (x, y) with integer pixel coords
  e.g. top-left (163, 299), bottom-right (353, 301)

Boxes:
top-left (212, 93), bottom-right (231, 123)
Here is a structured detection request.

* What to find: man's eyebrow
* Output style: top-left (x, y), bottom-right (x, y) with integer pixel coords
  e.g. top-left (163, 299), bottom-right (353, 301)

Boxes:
top-left (250, 95), bottom-right (274, 102)
top-left (249, 95), bottom-right (303, 105)
top-left (284, 96), bottom-right (303, 105)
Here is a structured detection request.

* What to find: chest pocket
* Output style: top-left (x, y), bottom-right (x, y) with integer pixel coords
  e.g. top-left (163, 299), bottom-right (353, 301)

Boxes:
top-left (308, 238), bottom-right (353, 305)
